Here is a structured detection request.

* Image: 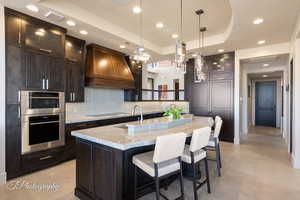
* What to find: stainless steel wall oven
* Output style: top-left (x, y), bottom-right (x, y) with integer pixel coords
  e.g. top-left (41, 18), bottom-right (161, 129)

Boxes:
top-left (20, 91), bottom-right (65, 154)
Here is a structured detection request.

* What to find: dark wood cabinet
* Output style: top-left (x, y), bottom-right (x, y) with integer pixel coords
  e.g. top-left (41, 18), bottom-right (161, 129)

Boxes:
top-left (21, 16), bottom-right (65, 57)
top-left (186, 52), bottom-right (235, 142)
top-left (5, 104), bottom-right (21, 179)
top-left (65, 35), bottom-right (85, 102)
top-left (5, 11), bottom-right (21, 48)
top-left (24, 50), bottom-right (65, 91)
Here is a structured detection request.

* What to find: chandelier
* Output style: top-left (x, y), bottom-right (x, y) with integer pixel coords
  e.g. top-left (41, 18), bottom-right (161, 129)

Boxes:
top-left (175, 0), bottom-right (187, 73)
top-left (130, 0), bottom-right (150, 65)
top-left (194, 9), bottom-right (208, 82)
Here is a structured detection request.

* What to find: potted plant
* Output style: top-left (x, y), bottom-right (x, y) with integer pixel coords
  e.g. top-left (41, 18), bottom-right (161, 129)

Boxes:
top-left (163, 106), bottom-right (184, 121)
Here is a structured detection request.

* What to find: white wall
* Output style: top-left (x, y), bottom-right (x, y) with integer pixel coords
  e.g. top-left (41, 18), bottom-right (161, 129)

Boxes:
top-left (0, 4), bottom-right (6, 184)
top-left (240, 62), bottom-right (288, 135)
top-left (290, 12), bottom-right (300, 168)
top-left (234, 42), bottom-right (290, 145)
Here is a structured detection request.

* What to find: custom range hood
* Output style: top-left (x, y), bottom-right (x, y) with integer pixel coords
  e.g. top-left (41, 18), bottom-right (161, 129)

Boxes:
top-left (85, 44), bottom-right (135, 89)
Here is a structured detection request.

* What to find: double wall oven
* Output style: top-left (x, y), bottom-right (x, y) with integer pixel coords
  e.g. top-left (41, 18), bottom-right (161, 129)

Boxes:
top-left (21, 91), bottom-right (65, 154)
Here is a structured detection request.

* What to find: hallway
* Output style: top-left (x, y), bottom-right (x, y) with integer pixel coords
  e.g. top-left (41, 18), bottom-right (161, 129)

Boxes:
top-left (0, 128), bottom-right (299, 200)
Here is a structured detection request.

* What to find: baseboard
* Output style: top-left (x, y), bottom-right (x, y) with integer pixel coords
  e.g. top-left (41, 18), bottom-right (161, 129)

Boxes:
top-left (234, 136), bottom-right (240, 144)
top-left (0, 171), bottom-right (7, 185)
top-left (291, 154), bottom-right (300, 169)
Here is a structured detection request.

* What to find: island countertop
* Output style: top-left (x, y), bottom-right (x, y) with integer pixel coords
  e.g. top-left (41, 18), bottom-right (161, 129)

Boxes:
top-left (71, 115), bottom-right (214, 150)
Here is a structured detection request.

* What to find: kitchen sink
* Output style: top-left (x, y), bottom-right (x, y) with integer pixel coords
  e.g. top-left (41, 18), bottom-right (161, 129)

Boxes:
top-left (86, 112), bottom-right (130, 117)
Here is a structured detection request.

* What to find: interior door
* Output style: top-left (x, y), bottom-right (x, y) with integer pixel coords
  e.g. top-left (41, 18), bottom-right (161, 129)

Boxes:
top-left (255, 81), bottom-right (277, 127)
top-left (290, 60), bottom-right (294, 153)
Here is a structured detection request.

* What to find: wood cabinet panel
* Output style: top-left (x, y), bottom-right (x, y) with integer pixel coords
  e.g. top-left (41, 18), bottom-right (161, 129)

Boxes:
top-left (21, 17), bottom-right (65, 57)
top-left (187, 52), bottom-right (235, 142)
top-left (210, 80), bottom-right (233, 109)
top-left (6, 46), bottom-right (25, 104)
top-left (5, 10), bottom-right (21, 47)
top-left (211, 109), bottom-right (234, 142)
top-left (93, 145), bottom-right (114, 200)
top-left (47, 57), bottom-right (65, 91)
top-left (6, 104), bottom-right (21, 179)
top-left (76, 140), bottom-right (93, 193)
top-left (24, 50), bottom-right (47, 90)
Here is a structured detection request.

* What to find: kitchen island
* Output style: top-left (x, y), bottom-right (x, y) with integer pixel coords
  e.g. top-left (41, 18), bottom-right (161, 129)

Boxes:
top-left (71, 115), bottom-right (214, 200)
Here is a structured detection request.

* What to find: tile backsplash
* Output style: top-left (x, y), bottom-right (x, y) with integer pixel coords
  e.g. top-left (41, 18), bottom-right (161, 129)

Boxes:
top-left (66, 88), bottom-right (189, 117)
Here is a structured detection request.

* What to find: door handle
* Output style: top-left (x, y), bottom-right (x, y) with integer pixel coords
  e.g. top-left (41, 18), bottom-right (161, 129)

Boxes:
top-left (42, 79), bottom-right (45, 90)
top-left (46, 79), bottom-right (49, 90)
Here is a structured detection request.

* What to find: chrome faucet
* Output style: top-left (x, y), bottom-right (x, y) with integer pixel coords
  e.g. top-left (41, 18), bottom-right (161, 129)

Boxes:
top-left (132, 105), bottom-right (143, 122)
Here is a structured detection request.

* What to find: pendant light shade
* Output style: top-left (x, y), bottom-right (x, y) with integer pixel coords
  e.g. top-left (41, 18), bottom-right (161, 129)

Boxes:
top-left (175, 0), bottom-right (187, 73)
top-left (130, 0), bottom-right (150, 65)
top-left (194, 9), bottom-right (208, 82)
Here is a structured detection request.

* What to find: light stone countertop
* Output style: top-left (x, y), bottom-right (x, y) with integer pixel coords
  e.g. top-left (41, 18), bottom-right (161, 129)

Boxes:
top-left (65, 111), bottom-right (164, 124)
top-left (71, 116), bottom-right (214, 150)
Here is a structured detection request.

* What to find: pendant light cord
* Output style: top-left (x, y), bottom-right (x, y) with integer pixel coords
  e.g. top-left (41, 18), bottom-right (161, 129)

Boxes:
top-left (180, 0), bottom-right (183, 40)
top-left (198, 14), bottom-right (201, 50)
top-left (139, 0), bottom-right (143, 48)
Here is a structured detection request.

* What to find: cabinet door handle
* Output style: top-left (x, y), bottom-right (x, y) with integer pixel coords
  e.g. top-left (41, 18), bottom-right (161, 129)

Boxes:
top-left (18, 31), bottom-right (21, 47)
top-left (18, 106), bottom-right (21, 118)
top-left (46, 79), bottom-right (49, 90)
top-left (39, 155), bottom-right (53, 160)
top-left (39, 49), bottom-right (52, 54)
top-left (70, 93), bottom-right (73, 101)
top-left (73, 92), bottom-right (76, 101)
top-left (216, 77), bottom-right (225, 80)
top-left (18, 90), bottom-right (21, 103)
top-left (42, 79), bottom-right (45, 90)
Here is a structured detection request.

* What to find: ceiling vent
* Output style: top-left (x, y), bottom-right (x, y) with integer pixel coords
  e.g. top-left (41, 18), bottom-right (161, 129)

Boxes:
top-left (44, 11), bottom-right (65, 22)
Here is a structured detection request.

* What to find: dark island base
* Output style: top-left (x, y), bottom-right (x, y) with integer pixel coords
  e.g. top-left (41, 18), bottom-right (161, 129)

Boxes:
top-left (74, 136), bottom-right (200, 200)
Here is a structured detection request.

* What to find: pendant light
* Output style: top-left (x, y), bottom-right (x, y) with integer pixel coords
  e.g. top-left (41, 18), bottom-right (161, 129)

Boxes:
top-left (130, 0), bottom-right (150, 65)
top-left (175, 0), bottom-right (187, 73)
top-left (194, 9), bottom-right (208, 82)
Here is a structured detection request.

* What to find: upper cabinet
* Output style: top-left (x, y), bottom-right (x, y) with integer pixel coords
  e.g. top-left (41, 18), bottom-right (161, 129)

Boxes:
top-left (21, 16), bottom-right (66, 58)
top-left (65, 35), bottom-right (86, 102)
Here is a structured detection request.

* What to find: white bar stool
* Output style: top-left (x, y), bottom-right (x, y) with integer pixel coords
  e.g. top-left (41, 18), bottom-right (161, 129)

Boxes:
top-left (132, 133), bottom-right (187, 200)
top-left (207, 117), bottom-right (223, 176)
top-left (181, 127), bottom-right (212, 200)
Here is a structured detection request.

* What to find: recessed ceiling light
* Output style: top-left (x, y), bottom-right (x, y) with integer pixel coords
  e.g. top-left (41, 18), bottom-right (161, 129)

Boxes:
top-left (192, 53), bottom-right (197, 57)
top-left (120, 45), bottom-right (126, 49)
top-left (172, 34), bottom-right (179, 39)
top-left (80, 30), bottom-right (88, 35)
top-left (26, 4), bottom-right (39, 12)
top-left (253, 18), bottom-right (264, 25)
top-left (66, 20), bottom-right (76, 26)
top-left (263, 63), bottom-right (270, 67)
top-left (218, 49), bottom-right (225, 53)
top-left (213, 62), bottom-right (218, 65)
top-left (257, 40), bottom-right (266, 45)
top-left (156, 22), bottom-right (164, 28)
top-left (262, 74), bottom-right (268, 78)
top-left (133, 6), bottom-right (142, 14)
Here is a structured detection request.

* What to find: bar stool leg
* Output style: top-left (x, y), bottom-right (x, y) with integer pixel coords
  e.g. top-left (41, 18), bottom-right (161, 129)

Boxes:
top-left (178, 157), bottom-right (185, 200)
top-left (215, 139), bottom-right (221, 177)
top-left (154, 164), bottom-right (160, 200)
top-left (134, 165), bottom-right (137, 200)
top-left (191, 153), bottom-right (198, 200)
top-left (218, 143), bottom-right (222, 168)
top-left (204, 157), bottom-right (211, 193)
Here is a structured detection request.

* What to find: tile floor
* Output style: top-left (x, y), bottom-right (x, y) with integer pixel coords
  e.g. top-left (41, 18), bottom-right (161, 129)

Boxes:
top-left (1, 126), bottom-right (300, 200)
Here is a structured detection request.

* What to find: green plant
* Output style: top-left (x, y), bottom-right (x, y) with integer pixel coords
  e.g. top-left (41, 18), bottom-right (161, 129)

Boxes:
top-left (163, 106), bottom-right (183, 120)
